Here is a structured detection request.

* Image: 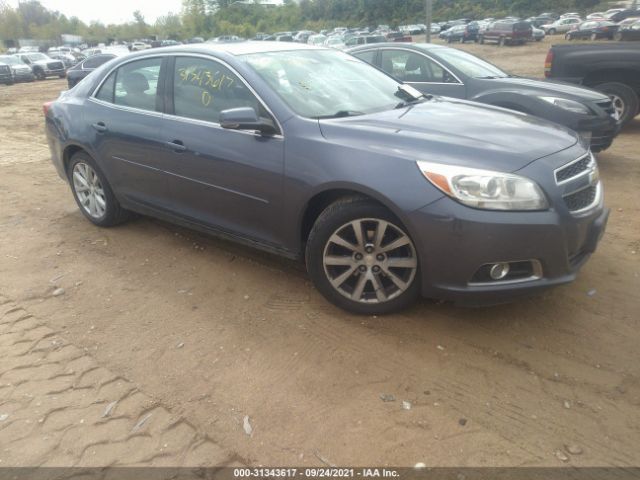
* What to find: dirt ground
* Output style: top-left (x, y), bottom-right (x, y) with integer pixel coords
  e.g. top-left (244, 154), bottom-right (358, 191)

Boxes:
top-left (1, 37), bottom-right (639, 468)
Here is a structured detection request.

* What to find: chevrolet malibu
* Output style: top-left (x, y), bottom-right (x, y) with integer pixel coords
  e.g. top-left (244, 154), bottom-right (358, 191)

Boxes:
top-left (44, 43), bottom-right (609, 314)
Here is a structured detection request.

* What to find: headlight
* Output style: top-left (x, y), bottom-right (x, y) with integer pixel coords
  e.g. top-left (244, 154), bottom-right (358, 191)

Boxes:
top-left (417, 161), bottom-right (549, 211)
top-left (539, 96), bottom-right (590, 115)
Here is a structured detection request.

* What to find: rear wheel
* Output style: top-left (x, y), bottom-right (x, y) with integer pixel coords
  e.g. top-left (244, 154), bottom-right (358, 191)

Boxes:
top-left (594, 82), bottom-right (639, 126)
top-left (306, 197), bottom-right (420, 315)
top-left (67, 152), bottom-right (130, 227)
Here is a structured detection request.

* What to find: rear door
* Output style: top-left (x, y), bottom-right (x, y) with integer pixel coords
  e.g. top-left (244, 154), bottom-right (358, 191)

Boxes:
top-left (378, 48), bottom-right (465, 98)
top-left (159, 55), bottom-right (285, 246)
top-left (84, 56), bottom-right (172, 209)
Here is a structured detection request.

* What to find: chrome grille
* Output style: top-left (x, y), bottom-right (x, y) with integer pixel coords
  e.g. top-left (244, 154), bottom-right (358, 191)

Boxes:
top-left (564, 185), bottom-right (598, 212)
top-left (0, 65), bottom-right (10, 74)
top-left (555, 154), bottom-right (592, 183)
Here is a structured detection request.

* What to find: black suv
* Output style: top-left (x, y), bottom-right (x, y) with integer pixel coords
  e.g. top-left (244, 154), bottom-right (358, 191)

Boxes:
top-left (480, 20), bottom-right (533, 45)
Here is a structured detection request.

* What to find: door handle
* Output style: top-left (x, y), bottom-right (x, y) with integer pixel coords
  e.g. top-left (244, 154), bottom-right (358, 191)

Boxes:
top-left (92, 122), bottom-right (107, 133)
top-left (166, 140), bottom-right (187, 152)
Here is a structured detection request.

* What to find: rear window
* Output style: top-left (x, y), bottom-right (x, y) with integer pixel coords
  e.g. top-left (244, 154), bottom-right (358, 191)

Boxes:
top-left (83, 55), bottom-right (114, 69)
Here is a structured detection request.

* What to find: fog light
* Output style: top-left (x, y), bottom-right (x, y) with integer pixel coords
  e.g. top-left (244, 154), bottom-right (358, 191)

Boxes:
top-left (489, 263), bottom-right (510, 280)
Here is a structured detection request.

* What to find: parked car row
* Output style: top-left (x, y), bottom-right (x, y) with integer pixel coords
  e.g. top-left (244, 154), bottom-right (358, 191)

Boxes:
top-left (0, 52), bottom-right (65, 85)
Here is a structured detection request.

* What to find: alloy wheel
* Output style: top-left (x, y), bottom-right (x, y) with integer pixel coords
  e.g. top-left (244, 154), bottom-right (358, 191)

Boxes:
top-left (608, 94), bottom-right (625, 122)
top-left (72, 162), bottom-right (107, 219)
top-left (322, 218), bottom-right (418, 304)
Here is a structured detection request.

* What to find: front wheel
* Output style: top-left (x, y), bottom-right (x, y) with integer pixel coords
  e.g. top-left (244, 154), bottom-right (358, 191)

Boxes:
top-left (548, 28), bottom-right (556, 35)
top-left (306, 198), bottom-right (420, 315)
top-left (68, 152), bottom-right (130, 227)
top-left (595, 82), bottom-right (639, 126)
top-left (35, 70), bottom-right (45, 80)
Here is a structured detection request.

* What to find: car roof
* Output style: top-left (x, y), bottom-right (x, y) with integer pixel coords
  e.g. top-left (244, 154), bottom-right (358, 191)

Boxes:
top-left (123, 41), bottom-right (326, 58)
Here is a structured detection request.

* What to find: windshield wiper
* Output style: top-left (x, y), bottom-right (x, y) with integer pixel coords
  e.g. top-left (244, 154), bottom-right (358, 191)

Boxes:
top-left (316, 110), bottom-right (365, 119)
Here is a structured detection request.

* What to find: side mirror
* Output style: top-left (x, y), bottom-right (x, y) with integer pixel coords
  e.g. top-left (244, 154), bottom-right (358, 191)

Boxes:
top-left (219, 107), bottom-right (277, 135)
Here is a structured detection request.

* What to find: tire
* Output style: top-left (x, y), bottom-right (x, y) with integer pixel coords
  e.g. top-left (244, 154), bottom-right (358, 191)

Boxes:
top-left (594, 82), bottom-right (639, 126)
top-left (34, 69), bottom-right (45, 80)
top-left (305, 197), bottom-right (420, 315)
top-left (67, 152), bottom-right (130, 227)
top-left (590, 33), bottom-right (598, 41)
top-left (59, 74), bottom-right (65, 79)
top-left (614, 32), bottom-right (622, 41)
top-left (548, 28), bottom-right (556, 35)
top-left (565, 33), bottom-right (572, 40)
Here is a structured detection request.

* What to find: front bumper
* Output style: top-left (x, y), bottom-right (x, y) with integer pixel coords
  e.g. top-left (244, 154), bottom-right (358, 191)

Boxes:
top-left (407, 178), bottom-right (608, 306)
top-left (12, 70), bottom-right (35, 82)
top-left (44, 68), bottom-right (66, 77)
top-left (576, 116), bottom-right (619, 152)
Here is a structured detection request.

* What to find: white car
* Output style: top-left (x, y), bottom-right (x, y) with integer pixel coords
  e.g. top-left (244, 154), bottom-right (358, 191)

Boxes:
top-left (130, 41), bottom-right (151, 51)
top-left (324, 36), bottom-right (346, 49)
top-left (307, 34), bottom-right (327, 46)
top-left (542, 17), bottom-right (582, 34)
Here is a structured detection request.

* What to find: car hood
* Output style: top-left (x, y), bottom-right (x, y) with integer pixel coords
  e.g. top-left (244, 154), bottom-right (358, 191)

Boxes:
top-left (318, 97), bottom-right (579, 172)
top-left (477, 76), bottom-right (609, 102)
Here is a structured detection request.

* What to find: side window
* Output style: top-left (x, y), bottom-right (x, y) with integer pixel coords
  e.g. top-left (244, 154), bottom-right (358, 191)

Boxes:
top-left (84, 55), bottom-right (111, 69)
top-left (173, 56), bottom-right (260, 124)
top-left (380, 50), bottom-right (451, 83)
top-left (95, 72), bottom-right (116, 103)
top-left (353, 50), bottom-right (376, 65)
top-left (113, 58), bottom-right (162, 111)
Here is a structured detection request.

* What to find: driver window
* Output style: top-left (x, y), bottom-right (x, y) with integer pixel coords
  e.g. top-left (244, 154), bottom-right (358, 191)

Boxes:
top-left (173, 56), bottom-right (260, 124)
top-left (380, 50), bottom-right (455, 84)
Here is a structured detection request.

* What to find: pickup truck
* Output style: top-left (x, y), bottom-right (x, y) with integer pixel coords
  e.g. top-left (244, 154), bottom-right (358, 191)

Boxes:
top-left (545, 43), bottom-right (640, 126)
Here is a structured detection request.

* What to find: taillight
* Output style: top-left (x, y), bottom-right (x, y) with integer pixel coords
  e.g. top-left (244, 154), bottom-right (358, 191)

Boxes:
top-left (544, 50), bottom-right (553, 78)
top-left (43, 101), bottom-right (53, 116)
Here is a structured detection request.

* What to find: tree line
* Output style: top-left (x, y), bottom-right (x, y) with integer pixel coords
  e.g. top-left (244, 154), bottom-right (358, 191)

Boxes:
top-left (1, 0), bottom-right (606, 46)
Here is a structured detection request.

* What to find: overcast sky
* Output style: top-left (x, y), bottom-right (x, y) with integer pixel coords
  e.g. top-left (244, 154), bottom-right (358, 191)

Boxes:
top-left (9, 0), bottom-right (184, 25)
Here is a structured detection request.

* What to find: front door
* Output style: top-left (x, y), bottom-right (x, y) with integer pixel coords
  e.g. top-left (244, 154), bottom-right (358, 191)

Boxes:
top-left (160, 55), bottom-right (285, 246)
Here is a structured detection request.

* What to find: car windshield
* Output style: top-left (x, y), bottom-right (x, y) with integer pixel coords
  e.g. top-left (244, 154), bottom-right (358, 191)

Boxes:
top-left (0, 56), bottom-right (22, 65)
top-left (242, 49), bottom-right (419, 119)
top-left (26, 53), bottom-right (47, 61)
top-left (429, 47), bottom-right (509, 78)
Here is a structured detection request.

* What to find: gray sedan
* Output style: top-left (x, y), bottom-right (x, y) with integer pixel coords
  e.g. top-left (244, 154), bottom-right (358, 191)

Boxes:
top-left (44, 43), bottom-right (608, 314)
